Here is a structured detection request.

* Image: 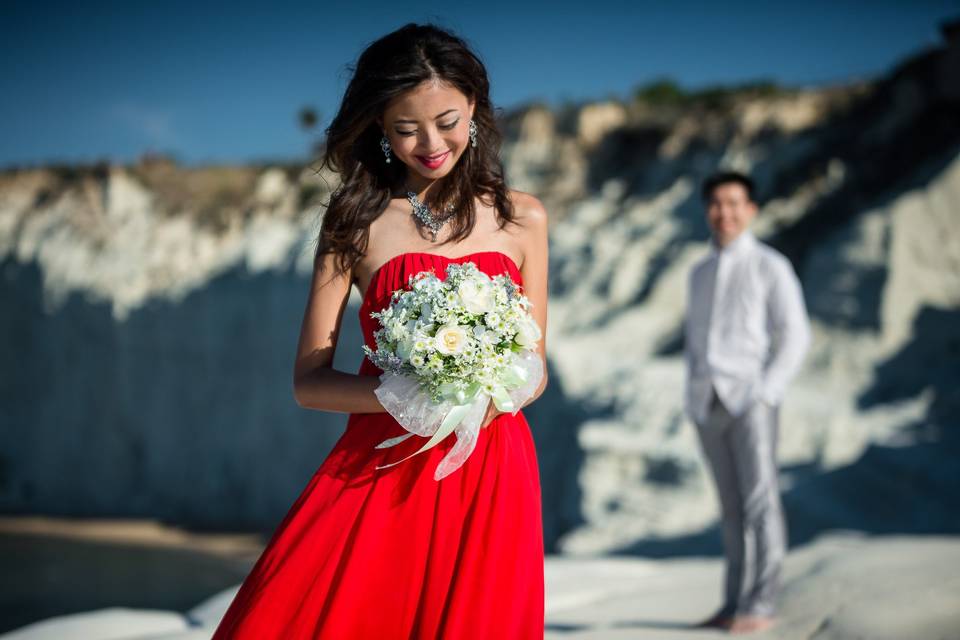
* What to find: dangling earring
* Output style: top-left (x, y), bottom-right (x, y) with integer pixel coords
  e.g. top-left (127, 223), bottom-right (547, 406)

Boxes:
top-left (468, 119), bottom-right (478, 148)
top-left (380, 135), bottom-right (392, 163)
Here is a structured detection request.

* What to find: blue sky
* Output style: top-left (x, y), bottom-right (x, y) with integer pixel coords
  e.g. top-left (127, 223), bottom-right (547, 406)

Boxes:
top-left (1, 0), bottom-right (956, 168)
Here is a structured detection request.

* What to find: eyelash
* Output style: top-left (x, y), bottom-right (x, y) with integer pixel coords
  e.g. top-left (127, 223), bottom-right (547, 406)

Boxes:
top-left (396, 119), bottom-right (460, 136)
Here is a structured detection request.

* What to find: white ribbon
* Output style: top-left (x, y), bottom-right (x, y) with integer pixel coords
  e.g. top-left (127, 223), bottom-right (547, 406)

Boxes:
top-left (373, 350), bottom-right (544, 480)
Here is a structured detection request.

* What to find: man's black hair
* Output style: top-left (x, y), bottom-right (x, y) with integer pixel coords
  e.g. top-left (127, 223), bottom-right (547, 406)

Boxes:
top-left (701, 171), bottom-right (755, 202)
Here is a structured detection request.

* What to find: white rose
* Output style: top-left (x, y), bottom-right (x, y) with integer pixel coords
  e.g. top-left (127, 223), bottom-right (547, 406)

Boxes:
top-left (515, 317), bottom-right (542, 348)
top-left (458, 279), bottom-right (494, 314)
top-left (434, 324), bottom-right (469, 355)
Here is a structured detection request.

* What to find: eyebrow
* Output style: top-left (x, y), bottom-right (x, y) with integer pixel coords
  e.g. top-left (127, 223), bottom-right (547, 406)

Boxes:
top-left (394, 109), bottom-right (459, 125)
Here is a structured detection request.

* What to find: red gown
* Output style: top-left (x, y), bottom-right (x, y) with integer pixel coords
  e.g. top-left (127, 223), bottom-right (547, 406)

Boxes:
top-left (212, 250), bottom-right (545, 639)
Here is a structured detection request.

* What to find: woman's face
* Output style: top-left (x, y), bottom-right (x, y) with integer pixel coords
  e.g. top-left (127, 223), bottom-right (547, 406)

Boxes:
top-left (381, 80), bottom-right (475, 185)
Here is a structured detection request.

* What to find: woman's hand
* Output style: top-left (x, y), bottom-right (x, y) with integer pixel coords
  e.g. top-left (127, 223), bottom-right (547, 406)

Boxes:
top-left (480, 402), bottom-right (506, 429)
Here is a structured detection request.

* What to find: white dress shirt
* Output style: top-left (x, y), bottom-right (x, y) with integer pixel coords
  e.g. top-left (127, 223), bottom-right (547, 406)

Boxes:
top-left (684, 229), bottom-right (811, 425)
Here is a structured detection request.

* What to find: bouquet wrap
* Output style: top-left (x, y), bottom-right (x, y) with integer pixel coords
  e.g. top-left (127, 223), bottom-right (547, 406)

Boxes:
top-left (374, 349), bottom-right (543, 480)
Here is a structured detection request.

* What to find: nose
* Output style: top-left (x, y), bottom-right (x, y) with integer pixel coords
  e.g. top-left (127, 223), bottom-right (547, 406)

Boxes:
top-left (715, 202), bottom-right (734, 216)
top-left (416, 126), bottom-right (444, 152)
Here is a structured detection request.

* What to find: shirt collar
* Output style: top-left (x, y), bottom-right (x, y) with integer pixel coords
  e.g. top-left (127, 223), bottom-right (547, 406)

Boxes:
top-left (710, 228), bottom-right (756, 258)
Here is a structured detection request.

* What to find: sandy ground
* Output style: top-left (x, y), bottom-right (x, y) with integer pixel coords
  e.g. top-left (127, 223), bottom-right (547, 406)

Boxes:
top-left (543, 533), bottom-right (960, 639)
top-left (1, 518), bottom-right (958, 639)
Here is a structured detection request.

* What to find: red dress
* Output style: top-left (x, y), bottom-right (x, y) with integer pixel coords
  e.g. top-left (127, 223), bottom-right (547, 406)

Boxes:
top-left (212, 251), bottom-right (545, 639)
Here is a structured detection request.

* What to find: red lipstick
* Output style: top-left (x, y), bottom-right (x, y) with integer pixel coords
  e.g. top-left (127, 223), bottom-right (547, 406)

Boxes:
top-left (415, 150), bottom-right (450, 170)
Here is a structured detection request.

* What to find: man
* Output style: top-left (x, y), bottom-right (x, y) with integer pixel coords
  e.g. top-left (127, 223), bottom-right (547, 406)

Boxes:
top-left (684, 171), bottom-right (811, 634)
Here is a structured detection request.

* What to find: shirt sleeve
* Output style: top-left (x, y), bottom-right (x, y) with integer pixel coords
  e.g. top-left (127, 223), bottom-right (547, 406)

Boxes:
top-left (758, 255), bottom-right (811, 405)
top-left (684, 267), bottom-right (699, 406)
top-left (684, 270), bottom-right (693, 363)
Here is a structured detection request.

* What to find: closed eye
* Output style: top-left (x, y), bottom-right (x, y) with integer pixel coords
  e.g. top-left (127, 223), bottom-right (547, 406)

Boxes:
top-left (395, 118), bottom-right (460, 136)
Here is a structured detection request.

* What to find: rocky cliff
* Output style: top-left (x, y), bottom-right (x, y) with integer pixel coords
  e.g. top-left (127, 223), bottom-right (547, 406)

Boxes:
top-left (1, 35), bottom-right (957, 553)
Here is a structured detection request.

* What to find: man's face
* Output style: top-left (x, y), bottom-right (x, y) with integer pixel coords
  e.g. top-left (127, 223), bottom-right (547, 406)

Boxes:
top-left (706, 182), bottom-right (757, 247)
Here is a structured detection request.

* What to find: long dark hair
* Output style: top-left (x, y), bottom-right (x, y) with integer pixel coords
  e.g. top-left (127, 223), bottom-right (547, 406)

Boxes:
top-left (317, 23), bottom-right (515, 274)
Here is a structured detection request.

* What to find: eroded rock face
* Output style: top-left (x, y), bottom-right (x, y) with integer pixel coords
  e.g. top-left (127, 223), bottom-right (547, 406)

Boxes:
top-left (545, 152), bottom-right (960, 554)
top-left (0, 163), bottom-right (326, 320)
top-left (1, 39), bottom-right (957, 552)
top-left (0, 161), bottom-right (347, 532)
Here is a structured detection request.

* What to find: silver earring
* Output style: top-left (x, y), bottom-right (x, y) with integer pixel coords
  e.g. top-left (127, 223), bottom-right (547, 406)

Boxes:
top-left (380, 135), bottom-right (392, 163)
top-left (468, 119), bottom-right (477, 148)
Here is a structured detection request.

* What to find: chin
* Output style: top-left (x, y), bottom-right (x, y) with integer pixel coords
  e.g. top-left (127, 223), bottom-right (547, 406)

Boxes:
top-left (711, 232), bottom-right (732, 246)
top-left (411, 165), bottom-right (451, 180)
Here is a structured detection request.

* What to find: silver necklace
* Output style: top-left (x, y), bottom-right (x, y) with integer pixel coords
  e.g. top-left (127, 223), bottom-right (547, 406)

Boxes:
top-left (407, 191), bottom-right (454, 242)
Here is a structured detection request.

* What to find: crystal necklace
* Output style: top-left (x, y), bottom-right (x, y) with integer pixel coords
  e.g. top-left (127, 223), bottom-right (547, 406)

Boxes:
top-left (407, 190), bottom-right (455, 242)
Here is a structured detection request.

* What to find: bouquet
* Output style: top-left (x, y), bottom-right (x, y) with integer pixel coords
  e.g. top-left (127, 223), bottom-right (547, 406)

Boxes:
top-left (364, 261), bottom-right (543, 480)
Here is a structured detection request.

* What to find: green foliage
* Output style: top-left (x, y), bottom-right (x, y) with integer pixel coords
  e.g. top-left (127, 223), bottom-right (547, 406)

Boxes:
top-left (633, 79), bottom-right (688, 105)
top-left (633, 78), bottom-right (790, 108)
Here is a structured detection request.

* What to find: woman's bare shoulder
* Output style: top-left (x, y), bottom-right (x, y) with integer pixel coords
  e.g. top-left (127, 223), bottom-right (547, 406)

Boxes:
top-left (504, 190), bottom-right (547, 271)
top-left (507, 189), bottom-right (548, 228)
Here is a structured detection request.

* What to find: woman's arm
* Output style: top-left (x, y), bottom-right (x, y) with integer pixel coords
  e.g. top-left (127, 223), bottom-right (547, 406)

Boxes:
top-left (292, 251), bottom-right (386, 414)
top-left (480, 191), bottom-right (550, 427)
top-left (515, 192), bottom-right (550, 406)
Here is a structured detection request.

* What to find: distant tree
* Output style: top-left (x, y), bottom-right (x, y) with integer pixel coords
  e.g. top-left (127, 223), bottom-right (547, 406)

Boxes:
top-left (298, 106), bottom-right (324, 160)
top-left (634, 78), bottom-right (787, 109)
top-left (299, 106), bottom-right (320, 131)
top-left (634, 79), bottom-right (687, 105)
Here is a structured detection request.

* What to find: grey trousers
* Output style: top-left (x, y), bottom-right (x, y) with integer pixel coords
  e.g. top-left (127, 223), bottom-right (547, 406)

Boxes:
top-left (694, 390), bottom-right (787, 617)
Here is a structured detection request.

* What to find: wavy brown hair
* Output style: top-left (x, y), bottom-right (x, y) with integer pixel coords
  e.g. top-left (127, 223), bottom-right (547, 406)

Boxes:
top-left (316, 23), bottom-right (515, 274)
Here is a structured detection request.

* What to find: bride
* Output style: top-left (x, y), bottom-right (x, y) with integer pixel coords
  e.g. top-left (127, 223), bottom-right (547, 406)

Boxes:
top-left (212, 22), bottom-right (549, 639)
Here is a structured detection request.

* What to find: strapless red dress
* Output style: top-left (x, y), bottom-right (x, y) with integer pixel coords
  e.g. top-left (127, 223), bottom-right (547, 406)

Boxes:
top-left (211, 251), bottom-right (545, 639)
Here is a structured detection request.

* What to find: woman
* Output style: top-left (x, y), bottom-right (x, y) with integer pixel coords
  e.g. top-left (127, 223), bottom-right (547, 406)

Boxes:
top-left (212, 23), bottom-right (549, 639)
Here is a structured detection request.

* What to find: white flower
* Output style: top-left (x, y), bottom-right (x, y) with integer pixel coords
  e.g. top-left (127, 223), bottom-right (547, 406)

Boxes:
top-left (369, 262), bottom-right (540, 413)
top-left (434, 324), bottom-right (469, 355)
top-left (388, 319), bottom-right (406, 341)
top-left (457, 277), bottom-right (494, 314)
top-left (515, 317), bottom-right (542, 348)
top-left (470, 325), bottom-right (493, 344)
top-left (411, 272), bottom-right (441, 293)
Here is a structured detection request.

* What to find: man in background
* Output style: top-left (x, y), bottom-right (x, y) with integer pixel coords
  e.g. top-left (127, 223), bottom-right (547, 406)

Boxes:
top-left (684, 171), bottom-right (811, 634)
